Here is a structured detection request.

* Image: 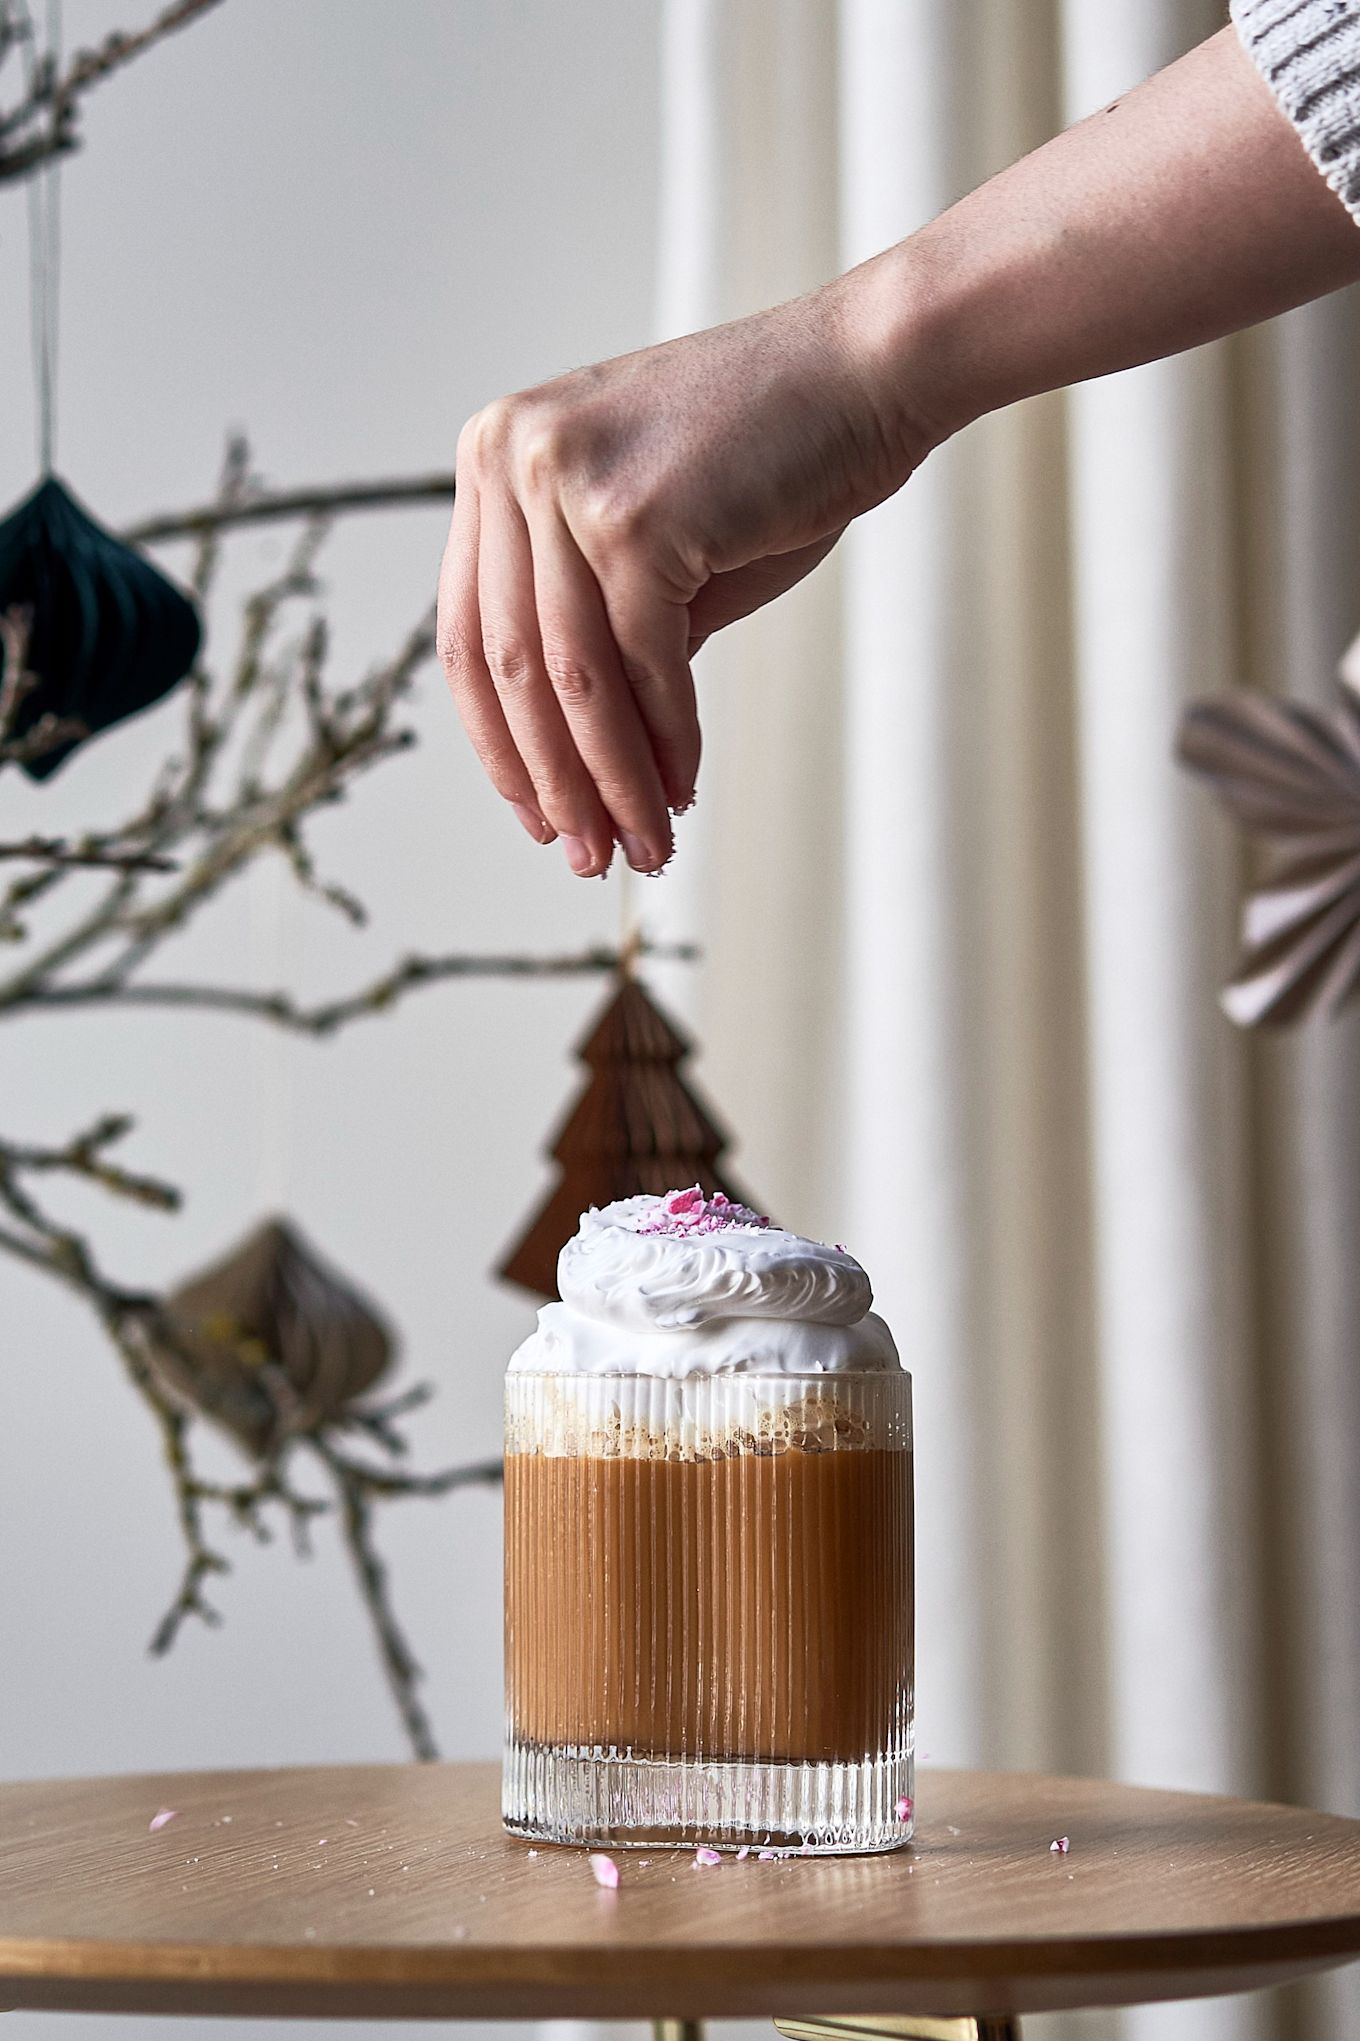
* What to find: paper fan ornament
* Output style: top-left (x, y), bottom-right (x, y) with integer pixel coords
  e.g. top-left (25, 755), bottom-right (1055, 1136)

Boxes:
top-left (1178, 634), bottom-right (1360, 1026)
top-left (498, 970), bottom-right (762, 1299)
top-left (0, 476), bottom-right (201, 779)
top-left (149, 1217), bottom-right (394, 1456)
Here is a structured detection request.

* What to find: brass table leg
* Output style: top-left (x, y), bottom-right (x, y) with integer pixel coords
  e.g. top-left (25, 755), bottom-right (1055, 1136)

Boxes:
top-left (655, 2023), bottom-right (706, 2041)
top-left (776, 2016), bottom-right (1020, 2041)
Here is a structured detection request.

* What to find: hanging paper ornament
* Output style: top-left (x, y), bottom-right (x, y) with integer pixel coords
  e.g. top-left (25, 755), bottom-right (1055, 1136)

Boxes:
top-left (498, 969), bottom-right (763, 1300)
top-left (0, 475), bottom-right (201, 780)
top-left (149, 1217), bottom-right (394, 1457)
top-left (1178, 635), bottom-right (1360, 1026)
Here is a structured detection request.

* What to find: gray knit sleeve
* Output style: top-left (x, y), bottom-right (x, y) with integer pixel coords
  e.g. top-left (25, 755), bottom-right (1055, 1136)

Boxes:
top-left (1231, 0), bottom-right (1360, 221)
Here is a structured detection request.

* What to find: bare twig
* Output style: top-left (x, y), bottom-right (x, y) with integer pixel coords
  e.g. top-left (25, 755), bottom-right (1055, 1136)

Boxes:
top-left (0, 1112), bottom-right (181, 1210)
top-left (0, 1125), bottom-right (502, 1745)
top-left (0, 836), bottom-right (177, 874)
top-left (0, 607), bottom-right (89, 768)
top-left (0, 606), bottom-right (39, 742)
top-left (0, 437), bottom-right (689, 1757)
top-left (22, 938), bottom-right (699, 1032)
top-left (124, 472), bottom-right (457, 546)
top-left (0, 0), bottom-right (226, 186)
top-left (309, 1435), bottom-right (500, 1762)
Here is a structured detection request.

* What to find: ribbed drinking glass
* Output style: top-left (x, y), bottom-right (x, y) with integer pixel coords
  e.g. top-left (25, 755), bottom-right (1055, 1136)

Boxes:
top-left (503, 1369), bottom-right (914, 1853)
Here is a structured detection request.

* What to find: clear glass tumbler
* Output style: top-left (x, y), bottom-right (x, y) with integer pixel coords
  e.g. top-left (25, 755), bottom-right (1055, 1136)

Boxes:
top-left (502, 1370), bottom-right (914, 1853)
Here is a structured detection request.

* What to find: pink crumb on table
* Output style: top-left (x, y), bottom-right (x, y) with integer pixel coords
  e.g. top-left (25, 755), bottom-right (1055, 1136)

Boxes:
top-left (895, 1795), bottom-right (913, 1822)
top-left (588, 1853), bottom-right (620, 1889)
top-left (756, 1849), bottom-right (779, 1861)
top-left (693, 1847), bottom-right (723, 1866)
top-left (735, 1846), bottom-right (750, 1861)
top-left (1050, 1836), bottom-right (1071, 1855)
top-left (148, 1809), bottom-right (178, 1832)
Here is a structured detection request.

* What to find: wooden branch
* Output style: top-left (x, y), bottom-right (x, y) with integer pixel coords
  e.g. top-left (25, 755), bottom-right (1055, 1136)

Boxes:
top-left (0, 607), bottom-right (88, 766)
top-left (124, 473), bottom-right (457, 546)
top-left (21, 940), bottom-right (700, 1034)
top-left (311, 1437), bottom-right (438, 1761)
top-left (0, 1140), bottom-right (503, 1756)
top-left (310, 1435), bottom-right (502, 1763)
top-left (0, 836), bottom-right (177, 874)
top-left (0, 0), bottom-right (226, 185)
top-left (0, 440), bottom-right (694, 1761)
top-left (0, 1113), bottom-right (181, 1211)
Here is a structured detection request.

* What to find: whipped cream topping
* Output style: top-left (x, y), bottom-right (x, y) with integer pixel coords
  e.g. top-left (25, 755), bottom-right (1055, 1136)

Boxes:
top-left (509, 1190), bottom-right (900, 1379)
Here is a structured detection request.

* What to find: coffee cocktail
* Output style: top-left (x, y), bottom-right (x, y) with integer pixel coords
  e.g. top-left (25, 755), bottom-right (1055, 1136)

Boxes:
top-left (502, 1189), bottom-right (914, 1853)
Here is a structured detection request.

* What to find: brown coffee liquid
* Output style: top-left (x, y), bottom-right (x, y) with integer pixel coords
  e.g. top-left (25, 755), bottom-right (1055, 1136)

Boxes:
top-left (505, 1444), bottom-right (913, 1766)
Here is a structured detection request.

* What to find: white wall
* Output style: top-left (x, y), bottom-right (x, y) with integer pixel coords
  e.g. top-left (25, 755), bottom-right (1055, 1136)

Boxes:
top-left (0, 5), bottom-right (665, 2038)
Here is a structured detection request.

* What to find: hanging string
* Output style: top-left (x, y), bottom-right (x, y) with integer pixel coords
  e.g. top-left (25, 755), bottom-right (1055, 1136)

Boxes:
top-left (617, 860), bottom-right (641, 979)
top-left (24, 0), bottom-right (63, 473)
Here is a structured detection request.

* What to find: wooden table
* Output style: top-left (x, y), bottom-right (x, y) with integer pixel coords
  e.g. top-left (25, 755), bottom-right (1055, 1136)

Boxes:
top-left (1, 1762), bottom-right (1358, 2040)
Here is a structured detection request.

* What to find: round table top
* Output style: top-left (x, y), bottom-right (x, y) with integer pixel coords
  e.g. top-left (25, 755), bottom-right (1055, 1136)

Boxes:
top-left (0, 1761), bottom-right (1357, 2022)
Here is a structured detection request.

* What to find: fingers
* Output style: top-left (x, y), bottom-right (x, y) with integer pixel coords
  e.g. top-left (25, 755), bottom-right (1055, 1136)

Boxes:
top-left (476, 490), bottom-right (619, 876)
top-left (522, 498), bottom-right (678, 868)
top-left (436, 470), bottom-right (557, 849)
top-left (439, 406), bottom-right (701, 875)
top-left (567, 536), bottom-right (701, 815)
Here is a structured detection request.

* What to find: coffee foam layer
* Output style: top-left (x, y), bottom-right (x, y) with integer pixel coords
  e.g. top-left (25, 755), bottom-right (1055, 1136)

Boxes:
top-left (505, 1373), bottom-right (912, 1462)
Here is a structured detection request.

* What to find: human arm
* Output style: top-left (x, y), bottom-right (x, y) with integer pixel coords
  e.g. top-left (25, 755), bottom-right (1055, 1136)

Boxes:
top-left (438, 22), bottom-right (1360, 879)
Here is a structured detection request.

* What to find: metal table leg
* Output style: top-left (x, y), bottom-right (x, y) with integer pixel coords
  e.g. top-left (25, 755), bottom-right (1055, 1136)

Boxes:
top-left (655, 2023), bottom-right (707, 2041)
top-left (776, 2014), bottom-right (1021, 2040)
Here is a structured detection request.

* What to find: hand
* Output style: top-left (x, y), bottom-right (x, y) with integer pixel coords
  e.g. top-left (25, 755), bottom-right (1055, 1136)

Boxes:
top-left (437, 282), bottom-right (930, 876)
top-left (440, 27), bottom-right (1360, 882)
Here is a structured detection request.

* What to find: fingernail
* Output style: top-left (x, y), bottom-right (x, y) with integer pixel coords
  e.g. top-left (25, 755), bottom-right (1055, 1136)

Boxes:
top-left (620, 831), bottom-right (665, 873)
top-left (561, 834), bottom-right (601, 877)
top-left (512, 801), bottom-right (554, 844)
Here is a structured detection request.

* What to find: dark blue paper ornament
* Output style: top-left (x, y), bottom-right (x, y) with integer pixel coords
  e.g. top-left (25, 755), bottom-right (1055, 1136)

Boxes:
top-left (0, 475), bottom-right (202, 781)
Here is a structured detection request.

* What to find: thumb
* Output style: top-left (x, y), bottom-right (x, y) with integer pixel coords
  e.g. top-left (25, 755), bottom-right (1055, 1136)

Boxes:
top-left (685, 534), bottom-right (844, 652)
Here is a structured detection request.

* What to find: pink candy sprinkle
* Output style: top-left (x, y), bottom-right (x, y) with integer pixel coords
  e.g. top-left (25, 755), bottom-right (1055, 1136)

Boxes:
top-left (895, 1795), bottom-right (913, 1822)
top-left (756, 1849), bottom-right (779, 1861)
top-left (1050, 1836), bottom-right (1070, 1855)
top-left (589, 1853), bottom-right (620, 1889)
top-left (148, 1809), bottom-right (178, 1832)
top-left (636, 1188), bottom-right (771, 1239)
top-left (693, 1847), bottom-right (723, 1866)
top-left (735, 1845), bottom-right (750, 1861)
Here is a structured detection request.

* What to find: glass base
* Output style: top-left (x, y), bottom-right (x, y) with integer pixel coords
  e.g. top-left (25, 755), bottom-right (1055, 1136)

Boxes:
top-left (502, 1736), bottom-right (914, 1854)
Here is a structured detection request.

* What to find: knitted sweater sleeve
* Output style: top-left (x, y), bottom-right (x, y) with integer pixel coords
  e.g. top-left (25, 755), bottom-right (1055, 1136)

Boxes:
top-left (1230, 0), bottom-right (1360, 221)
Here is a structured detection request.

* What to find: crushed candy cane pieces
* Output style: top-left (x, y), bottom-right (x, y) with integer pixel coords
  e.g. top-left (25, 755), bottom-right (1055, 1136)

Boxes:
top-left (1050, 1836), bottom-right (1070, 1855)
top-left (693, 1847), bottom-right (723, 1866)
top-left (148, 1809), bottom-right (178, 1832)
top-left (756, 1849), bottom-right (779, 1861)
top-left (636, 1188), bottom-right (770, 1238)
top-left (589, 1852), bottom-right (620, 1889)
top-left (895, 1795), bottom-right (914, 1822)
top-left (735, 1845), bottom-right (750, 1861)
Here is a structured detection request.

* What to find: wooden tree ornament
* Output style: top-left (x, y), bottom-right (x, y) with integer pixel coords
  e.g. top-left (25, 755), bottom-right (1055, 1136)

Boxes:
top-left (498, 969), bottom-right (760, 1300)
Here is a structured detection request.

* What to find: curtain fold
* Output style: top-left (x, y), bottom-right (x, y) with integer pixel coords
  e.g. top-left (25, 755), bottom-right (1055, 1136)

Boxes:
top-left (648, 5), bottom-right (1360, 2038)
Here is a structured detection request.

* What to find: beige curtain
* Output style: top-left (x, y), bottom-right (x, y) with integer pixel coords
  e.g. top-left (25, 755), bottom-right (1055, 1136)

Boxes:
top-left (646, 3), bottom-right (1360, 2039)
